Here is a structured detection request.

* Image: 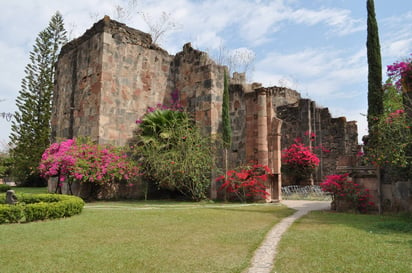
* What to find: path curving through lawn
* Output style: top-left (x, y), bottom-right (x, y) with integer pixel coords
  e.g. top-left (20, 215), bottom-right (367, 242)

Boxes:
top-left (244, 200), bottom-right (330, 273)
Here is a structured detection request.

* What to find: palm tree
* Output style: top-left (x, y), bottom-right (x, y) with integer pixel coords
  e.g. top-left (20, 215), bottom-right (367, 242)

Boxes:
top-left (137, 109), bottom-right (189, 147)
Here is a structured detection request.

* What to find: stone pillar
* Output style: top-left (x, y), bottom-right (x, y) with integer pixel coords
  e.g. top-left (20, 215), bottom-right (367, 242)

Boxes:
top-left (256, 89), bottom-right (269, 166)
top-left (268, 117), bottom-right (283, 201)
top-left (256, 89), bottom-right (278, 202)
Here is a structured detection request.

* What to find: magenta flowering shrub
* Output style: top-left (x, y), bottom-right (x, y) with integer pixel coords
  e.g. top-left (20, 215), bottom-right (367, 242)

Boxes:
top-left (320, 173), bottom-right (375, 213)
top-left (281, 138), bottom-right (320, 184)
top-left (364, 55), bottom-right (411, 174)
top-left (39, 139), bottom-right (140, 188)
top-left (216, 164), bottom-right (270, 202)
top-left (39, 139), bottom-right (76, 180)
top-left (387, 55), bottom-right (412, 91)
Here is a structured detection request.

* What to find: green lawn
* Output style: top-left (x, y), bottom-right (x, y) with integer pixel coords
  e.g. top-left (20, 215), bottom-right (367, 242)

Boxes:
top-left (0, 200), bottom-right (294, 273)
top-left (12, 186), bottom-right (48, 194)
top-left (273, 211), bottom-right (412, 273)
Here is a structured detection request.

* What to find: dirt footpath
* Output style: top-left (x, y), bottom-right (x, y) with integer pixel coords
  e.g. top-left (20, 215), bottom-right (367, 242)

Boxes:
top-left (244, 200), bottom-right (331, 273)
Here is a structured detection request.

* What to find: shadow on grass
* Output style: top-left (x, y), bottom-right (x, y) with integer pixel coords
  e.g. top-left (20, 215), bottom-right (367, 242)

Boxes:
top-left (84, 200), bottom-right (295, 216)
top-left (208, 205), bottom-right (295, 217)
top-left (370, 218), bottom-right (412, 234)
top-left (313, 210), bottom-right (412, 236)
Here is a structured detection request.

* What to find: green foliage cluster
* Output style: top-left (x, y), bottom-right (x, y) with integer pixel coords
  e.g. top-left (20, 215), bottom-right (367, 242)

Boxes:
top-left (0, 193), bottom-right (84, 224)
top-left (10, 12), bottom-right (67, 186)
top-left (0, 154), bottom-right (13, 178)
top-left (383, 80), bottom-right (404, 112)
top-left (364, 66), bottom-right (412, 179)
top-left (368, 109), bottom-right (411, 168)
top-left (0, 184), bottom-right (11, 192)
top-left (132, 108), bottom-right (215, 201)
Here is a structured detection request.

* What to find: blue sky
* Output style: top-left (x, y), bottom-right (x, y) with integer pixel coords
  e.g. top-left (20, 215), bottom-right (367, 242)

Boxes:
top-left (0, 0), bottom-right (411, 149)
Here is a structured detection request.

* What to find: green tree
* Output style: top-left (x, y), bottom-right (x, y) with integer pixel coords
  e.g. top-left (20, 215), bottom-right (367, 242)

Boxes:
top-left (132, 108), bottom-right (214, 200)
top-left (221, 70), bottom-right (232, 199)
top-left (366, 71), bottom-right (412, 180)
top-left (0, 154), bottom-right (13, 178)
top-left (366, 0), bottom-right (383, 130)
top-left (365, 1), bottom-right (383, 213)
top-left (10, 12), bottom-right (67, 186)
top-left (222, 70), bottom-right (231, 148)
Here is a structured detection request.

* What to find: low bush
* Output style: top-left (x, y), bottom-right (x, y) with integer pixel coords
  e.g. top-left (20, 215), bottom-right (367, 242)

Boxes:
top-left (0, 184), bottom-right (11, 192)
top-left (0, 193), bottom-right (84, 224)
top-left (217, 164), bottom-right (270, 202)
top-left (320, 173), bottom-right (375, 213)
top-left (0, 204), bottom-right (24, 224)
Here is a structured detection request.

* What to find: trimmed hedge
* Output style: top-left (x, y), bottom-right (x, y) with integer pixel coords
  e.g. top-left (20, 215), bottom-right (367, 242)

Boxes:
top-left (0, 184), bottom-right (11, 192)
top-left (0, 193), bottom-right (85, 224)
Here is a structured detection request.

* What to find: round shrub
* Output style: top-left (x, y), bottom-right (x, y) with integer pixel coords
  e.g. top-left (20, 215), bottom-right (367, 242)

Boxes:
top-left (0, 184), bottom-right (11, 192)
top-left (0, 193), bottom-right (84, 224)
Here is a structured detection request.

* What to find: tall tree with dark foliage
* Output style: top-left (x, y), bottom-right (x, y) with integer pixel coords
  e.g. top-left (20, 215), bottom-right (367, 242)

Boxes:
top-left (10, 12), bottom-right (67, 185)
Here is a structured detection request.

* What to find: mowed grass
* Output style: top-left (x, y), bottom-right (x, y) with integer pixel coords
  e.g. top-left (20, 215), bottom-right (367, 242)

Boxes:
top-left (12, 186), bottom-right (48, 194)
top-left (0, 200), bottom-right (294, 273)
top-left (273, 211), bottom-right (412, 273)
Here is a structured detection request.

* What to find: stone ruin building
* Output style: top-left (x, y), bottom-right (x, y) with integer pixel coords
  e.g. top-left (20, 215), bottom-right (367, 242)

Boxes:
top-left (51, 16), bottom-right (359, 201)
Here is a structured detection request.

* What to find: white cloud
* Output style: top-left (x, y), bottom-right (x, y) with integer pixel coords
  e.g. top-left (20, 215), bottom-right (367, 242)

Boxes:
top-left (0, 42), bottom-right (27, 111)
top-left (256, 48), bottom-right (365, 84)
top-left (381, 11), bottom-right (412, 60)
top-left (254, 46), bottom-right (368, 136)
top-left (239, 1), bottom-right (288, 45)
top-left (193, 31), bottom-right (223, 51)
top-left (290, 8), bottom-right (364, 36)
top-left (385, 39), bottom-right (412, 58)
top-left (0, 0), bottom-right (409, 144)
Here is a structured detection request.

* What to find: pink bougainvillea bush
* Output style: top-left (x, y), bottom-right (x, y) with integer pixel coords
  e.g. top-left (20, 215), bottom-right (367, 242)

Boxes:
top-left (39, 139), bottom-right (140, 194)
top-left (387, 55), bottom-right (412, 91)
top-left (320, 173), bottom-right (375, 213)
top-left (281, 138), bottom-right (320, 184)
top-left (216, 164), bottom-right (270, 202)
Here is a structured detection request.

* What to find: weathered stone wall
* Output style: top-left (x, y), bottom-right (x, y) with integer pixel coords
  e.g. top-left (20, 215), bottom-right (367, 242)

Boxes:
top-left (268, 86), bottom-right (301, 109)
top-left (226, 80), bottom-right (358, 188)
top-left (173, 43), bottom-right (225, 136)
top-left (382, 181), bottom-right (412, 212)
top-left (51, 26), bottom-right (104, 141)
top-left (52, 16), bottom-right (174, 145)
top-left (52, 17), bottom-right (359, 201)
top-left (52, 18), bottom-right (226, 146)
top-left (228, 83), bottom-right (247, 167)
top-left (341, 169), bottom-right (412, 213)
top-left (277, 98), bottom-right (358, 184)
top-left (227, 83), bottom-right (283, 201)
top-left (99, 18), bottom-right (173, 145)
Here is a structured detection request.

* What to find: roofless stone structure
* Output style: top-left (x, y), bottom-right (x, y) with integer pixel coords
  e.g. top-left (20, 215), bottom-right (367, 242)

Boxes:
top-left (51, 16), bottom-right (358, 201)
